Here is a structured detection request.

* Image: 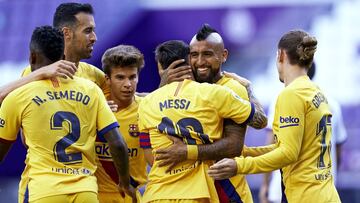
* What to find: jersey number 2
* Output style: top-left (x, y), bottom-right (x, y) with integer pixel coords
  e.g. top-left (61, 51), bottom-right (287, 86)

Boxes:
top-left (51, 111), bottom-right (82, 164)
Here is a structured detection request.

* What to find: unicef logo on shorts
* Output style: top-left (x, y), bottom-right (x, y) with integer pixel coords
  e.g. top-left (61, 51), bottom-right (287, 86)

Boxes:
top-left (0, 118), bottom-right (5, 128)
top-left (81, 168), bottom-right (91, 175)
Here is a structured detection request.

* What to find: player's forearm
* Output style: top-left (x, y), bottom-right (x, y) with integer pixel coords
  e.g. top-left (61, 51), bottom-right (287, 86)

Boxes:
top-left (105, 130), bottom-right (130, 187)
top-left (198, 138), bottom-right (242, 161)
top-left (109, 140), bottom-right (130, 186)
top-left (243, 144), bottom-right (276, 157)
top-left (235, 145), bottom-right (297, 174)
top-left (198, 121), bottom-right (245, 160)
top-left (245, 85), bottom-right (267, 129)
top-left (0, 71), bottom-right (42, 103)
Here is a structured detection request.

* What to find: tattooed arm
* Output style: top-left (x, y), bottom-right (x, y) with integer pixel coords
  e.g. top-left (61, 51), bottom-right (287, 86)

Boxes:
top-left (223, 71), bottom-right (267, 129)
top-left (198, 119), bottom-right (246, 160)
top-left (246, 84), bottom-right (268, 129)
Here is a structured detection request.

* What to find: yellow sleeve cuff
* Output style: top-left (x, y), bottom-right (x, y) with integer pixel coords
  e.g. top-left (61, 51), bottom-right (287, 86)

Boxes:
top-left (234, 157), bottom-right (245, 174)
top-left (187, 145), bottom-right (198, 160)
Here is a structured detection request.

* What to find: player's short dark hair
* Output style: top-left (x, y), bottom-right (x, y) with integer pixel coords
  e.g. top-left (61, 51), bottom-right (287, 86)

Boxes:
top-left (102, 45), bottom-right (144, 76)
top-left (278, 30), bottom-right (317, 69)
top-left (155, 40), bottom-right (189, 70)
top-left (53, 3), bottom-right (94, 28)
top-left (195, 24), bottom-right (218, 41)
top-left (30, 26), bottom-right (64, 63)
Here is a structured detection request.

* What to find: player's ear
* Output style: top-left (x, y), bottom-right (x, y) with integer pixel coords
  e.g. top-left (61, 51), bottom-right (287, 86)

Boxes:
top-left (222, 49), bottom-right (228, 63)
top-left (105, 73), bottom-right (111, 85)
top-left (62, 27), bottom-right (72, 40)
top-left (29, 52), bottom-right (36, 66)
top-left (157, 61), bottom-right (165, 77)
top-left (277, 49), bottom-right (285, 63)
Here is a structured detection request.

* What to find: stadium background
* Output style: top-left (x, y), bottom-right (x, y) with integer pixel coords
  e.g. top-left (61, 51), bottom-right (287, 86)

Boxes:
top-left (0, 0), bottom-right (359, 202)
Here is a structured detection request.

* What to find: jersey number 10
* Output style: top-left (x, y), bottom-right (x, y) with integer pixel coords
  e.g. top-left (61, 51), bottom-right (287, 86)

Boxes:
top-left (158, 117), bottom-right (211, 145)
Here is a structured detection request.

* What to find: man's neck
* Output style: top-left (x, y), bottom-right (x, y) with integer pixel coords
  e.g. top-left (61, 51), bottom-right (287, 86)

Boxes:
top-left (284, 65), bottom-right (307, 87)
top-left (112, 96), bottom-right (134, 111)
top-left (212, 71), bottom-right (223, 83)
top-left (64, 49), bottom-right (80, 66)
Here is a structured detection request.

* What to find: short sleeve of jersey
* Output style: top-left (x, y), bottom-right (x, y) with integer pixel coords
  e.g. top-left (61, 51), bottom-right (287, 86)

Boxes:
top-left (137, 100), bottom-right (151, 149)
top-left (95, 85), bottom-right (119, 137)
top-left (0, 92), bottom-right (22, 142)
top-left (21, 65), bottom-right (32, 77)
top-left (92, 65), bottom-right (110, 97)
top-left (211, 85), bottom-right (254, 125)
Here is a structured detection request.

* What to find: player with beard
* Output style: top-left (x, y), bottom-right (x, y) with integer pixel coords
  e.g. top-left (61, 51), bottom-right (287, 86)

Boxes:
top-left (155, 24), bottom-right (266, 202)
top-left (17, 3), bottom-right (111, 203)
top-left (208, 30), bottom-right (341, 203)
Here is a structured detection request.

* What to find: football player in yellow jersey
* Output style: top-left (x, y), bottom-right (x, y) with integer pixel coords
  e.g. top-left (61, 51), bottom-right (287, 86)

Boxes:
top-left (0, 26), bottom-right (133, 203)
top-left (138, 40), bottom-right (267, 203)
top-left (20, 3), bottom-right (109, 95)
top-left (94, 45), bottom-right (147, 203)
top-left (155, 25), bottom-right (267, 203)
top-left (208, 30), bottom-right (341, 203)
top-left (12, 3), bottom-right (113, 203)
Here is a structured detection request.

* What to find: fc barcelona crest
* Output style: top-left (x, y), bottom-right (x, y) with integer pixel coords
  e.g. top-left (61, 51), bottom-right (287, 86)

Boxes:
top-left (128, 124), bottom-right (140, 137)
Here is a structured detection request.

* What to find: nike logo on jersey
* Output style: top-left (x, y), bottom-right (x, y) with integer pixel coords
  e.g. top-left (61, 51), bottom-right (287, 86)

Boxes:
top-left (279, 116), bottom-right (300, 128)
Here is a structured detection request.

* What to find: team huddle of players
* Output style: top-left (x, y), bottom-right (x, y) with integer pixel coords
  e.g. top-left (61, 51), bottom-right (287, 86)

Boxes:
top-left (0, 2), bottom-right (341, 203)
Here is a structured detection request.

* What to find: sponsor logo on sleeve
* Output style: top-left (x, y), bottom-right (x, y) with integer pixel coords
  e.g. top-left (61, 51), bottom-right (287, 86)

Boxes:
top-left (279, 116), bottom-right (300, 128)
top-left (0, 118), bottom-right (5, 128)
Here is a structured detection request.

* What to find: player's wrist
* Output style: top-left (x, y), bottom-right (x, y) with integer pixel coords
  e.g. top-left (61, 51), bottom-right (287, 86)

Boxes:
top-left (187, 145), bottom-right (198, 160)
top-left (234, 157), bottom-right (244, 174)
top-left (31, 68), bottom-right (46, 80)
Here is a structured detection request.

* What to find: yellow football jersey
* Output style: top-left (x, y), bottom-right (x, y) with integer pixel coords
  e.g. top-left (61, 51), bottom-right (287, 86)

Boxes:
top-left (95, 96), bottom-right (147, 201)
top-left (235, 76), bottom-right (340, 202)
top-left (0, 76), bottom-right (118, 202)
top-left (138, 79), bottom-right (254, 202)
top-left (216, 75), bottom-right (249, 101)
top-left (21, 62), bottom-right (110, 96)
top-left (215, 75), bottom-right (253, 203)
top-left (18, 62), bottom-right (110, 202)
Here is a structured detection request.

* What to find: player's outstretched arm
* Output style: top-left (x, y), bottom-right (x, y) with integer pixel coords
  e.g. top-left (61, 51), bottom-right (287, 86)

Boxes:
top-left (0, 141), bottom-right (12, 163)
top-left (104, 128), bottom-right (135, 200)
top-left (0, 60), bottom-right (77, 104)
top-left (223, 71), bottom-right (267, 129)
